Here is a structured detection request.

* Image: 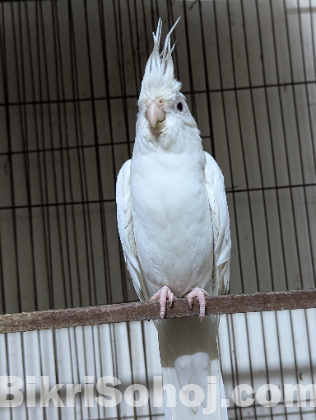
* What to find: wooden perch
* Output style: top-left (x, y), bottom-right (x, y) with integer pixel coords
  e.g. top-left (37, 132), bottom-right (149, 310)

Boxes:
top-left (0, 288), bottom-right (315, 334)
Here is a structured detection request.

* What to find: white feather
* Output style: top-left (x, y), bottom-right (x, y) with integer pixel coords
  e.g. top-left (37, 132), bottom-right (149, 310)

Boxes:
top-left (203, 152), bottom-right (231, 296)
top-left (116, 160), bottom-right (148, 301)
top-left (138, 17), bottom-right (181, 108)
top-left (116, 18), bottom-right (231, 420)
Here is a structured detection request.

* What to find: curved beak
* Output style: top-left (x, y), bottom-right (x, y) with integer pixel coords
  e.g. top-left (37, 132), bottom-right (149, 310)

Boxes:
top-left (146, 100), bottom-right (166, 130)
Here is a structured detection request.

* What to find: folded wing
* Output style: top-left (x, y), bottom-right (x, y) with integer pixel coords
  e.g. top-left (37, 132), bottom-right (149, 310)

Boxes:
top-left (116, 160), bottom-right (148, 301)
top-left (203, 152), bottom-right (231, 297)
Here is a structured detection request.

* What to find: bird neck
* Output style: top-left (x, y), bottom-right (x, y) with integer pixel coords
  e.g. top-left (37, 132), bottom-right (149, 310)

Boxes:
top-left (133, 123), bottom-right (202, 156)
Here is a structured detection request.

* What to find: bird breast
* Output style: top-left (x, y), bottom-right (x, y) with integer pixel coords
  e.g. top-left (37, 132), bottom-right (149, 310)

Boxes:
top-left (130, 151), bottom-right (213, 298)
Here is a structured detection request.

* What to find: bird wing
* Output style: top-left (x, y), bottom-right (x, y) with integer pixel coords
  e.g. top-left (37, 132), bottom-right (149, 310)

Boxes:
top-left (203, 152), bottom-right (231, 296)
top-left (116, 160), bottom-right (148, 301)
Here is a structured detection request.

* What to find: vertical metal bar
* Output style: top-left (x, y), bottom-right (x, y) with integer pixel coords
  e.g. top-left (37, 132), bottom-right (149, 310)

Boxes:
top-left (238, 2), bottom-right (280, 418)
top-left (281, 1), bottom-right (315, 417)
top-left (211, 1), bottom-right (244, 418)
top-left (0, 4), bottom-right (28, 420)
top-left (35, 0), bottom-right (54, 310)
top-left (50, 0), bottom-right (74, 309)
top-left (51, 2), bottom-right (84, 418)
top-left (98, 0), bottom-right (129, 303)
top-left (197, 1), bottom-right (216, 158)
top-left (293, 2), bottom-right (316, 412)
top-left (38, 0), bottom-right (68, 309)
top-left (23, 0), bottom-right (52, 313)
top-left (14, 4), bottom-right (48, 420)
top-left (69, 1), bottom-right (99, 418)
top-left (67, 0), bottom-right (94, 309)
top-left (0, 2), bottom-right (22, 314)
top-left (182, 0), bottom-right (197, 119)
top-left (82, 0), bottom-right (113, 306)
top-left (223, 0), bottom-right (270, 417)
top-left (23, 4), bottom-right (56, 419)
top-left (252, 1), bottom-right (291, 417)
top-left (0, 229), bottom-right (12, 420)
top-left (294, 0), bottom-right (316, 284)
top-left (113, 0), bottom-right (132, 159)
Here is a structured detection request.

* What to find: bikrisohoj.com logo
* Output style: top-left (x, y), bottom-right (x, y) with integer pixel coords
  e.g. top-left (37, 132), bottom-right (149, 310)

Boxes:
top-left (0, 376), bottom-right (315, 409)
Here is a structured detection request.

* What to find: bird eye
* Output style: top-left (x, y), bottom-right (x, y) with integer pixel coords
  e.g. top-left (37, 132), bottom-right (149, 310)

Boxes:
top-left (177, 102), bottom-right (183, 111)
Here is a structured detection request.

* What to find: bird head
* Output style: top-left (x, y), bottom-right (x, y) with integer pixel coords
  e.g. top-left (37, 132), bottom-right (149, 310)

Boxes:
top-left (136, 18), bottom-right (199, 151)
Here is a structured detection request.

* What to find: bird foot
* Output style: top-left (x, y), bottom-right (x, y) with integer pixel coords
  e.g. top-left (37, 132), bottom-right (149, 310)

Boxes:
top-left (186, 287), bottom-right (209, 321)
top-left (150, 286), bottom-right (175, 319)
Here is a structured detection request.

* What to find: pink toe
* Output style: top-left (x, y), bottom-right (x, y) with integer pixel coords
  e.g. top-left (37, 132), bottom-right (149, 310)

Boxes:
top-left (187, 297), bottom-right (193, 309)
top-left (186, 288), bottom-right (208, 318)
top-left (150, 286), bottom-right (175, 319)
top-left (159, 288), bottom-right (168, 318)
top-left (150, 291), bottom-right (159, 301)
top-left (168, 291), bottom-right (175, 307)
top-left (197, 291), bottom-right (206, 319)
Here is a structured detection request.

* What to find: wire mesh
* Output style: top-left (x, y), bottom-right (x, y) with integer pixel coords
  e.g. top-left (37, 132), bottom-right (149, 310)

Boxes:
top-left (0, 0), bottom-right (315, 419)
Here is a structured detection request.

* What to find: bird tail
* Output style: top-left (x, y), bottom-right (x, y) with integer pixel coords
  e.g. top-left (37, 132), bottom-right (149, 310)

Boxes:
top-left (157, 315), bottom-right (228, 420)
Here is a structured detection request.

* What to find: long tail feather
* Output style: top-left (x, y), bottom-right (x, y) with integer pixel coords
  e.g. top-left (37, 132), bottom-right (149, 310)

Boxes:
top-left (157, 316), bottom-right (228, 420)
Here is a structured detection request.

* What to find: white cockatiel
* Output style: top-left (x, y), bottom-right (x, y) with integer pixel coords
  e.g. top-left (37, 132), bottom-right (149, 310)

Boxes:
top-left (116, 18), bottom-right (231, 420)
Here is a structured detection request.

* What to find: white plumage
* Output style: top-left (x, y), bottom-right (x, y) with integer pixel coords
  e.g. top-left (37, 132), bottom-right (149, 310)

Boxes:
top-left (116, 18), bottom-right (231, 420)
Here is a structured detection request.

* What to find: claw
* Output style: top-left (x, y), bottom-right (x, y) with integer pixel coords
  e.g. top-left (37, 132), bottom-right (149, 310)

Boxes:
top-left (150, 286), bottom-right (175, 319)
top-left (185, 287), bottom-right (209, 321)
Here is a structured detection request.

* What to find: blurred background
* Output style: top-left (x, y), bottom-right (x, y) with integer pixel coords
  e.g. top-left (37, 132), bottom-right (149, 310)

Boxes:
top-left (0, 0), bottom-right (315, 419)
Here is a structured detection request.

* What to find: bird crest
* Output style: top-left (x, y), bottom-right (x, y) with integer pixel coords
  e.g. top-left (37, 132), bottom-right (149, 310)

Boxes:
top-left (138, 18), bottom-right (181, 106)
